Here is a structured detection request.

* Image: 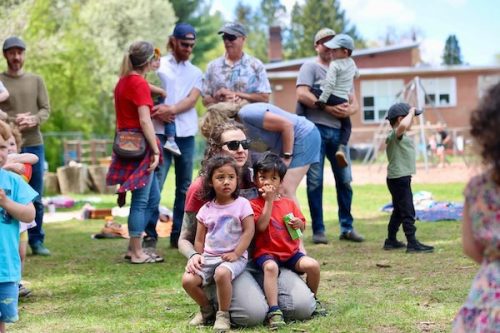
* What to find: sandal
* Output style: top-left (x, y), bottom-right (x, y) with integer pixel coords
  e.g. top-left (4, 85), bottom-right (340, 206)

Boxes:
top-left (143, 248), bottom-right (165, 263)
top-left (130, 255), bottom-right (156, 264)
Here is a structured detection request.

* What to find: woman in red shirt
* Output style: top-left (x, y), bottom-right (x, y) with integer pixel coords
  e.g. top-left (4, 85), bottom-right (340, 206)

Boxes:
top-left (106, 41), bottom-right (161, 264)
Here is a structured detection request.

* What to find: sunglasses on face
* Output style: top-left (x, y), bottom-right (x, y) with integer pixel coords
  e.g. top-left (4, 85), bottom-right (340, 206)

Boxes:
top-left (180, 41), bottom-right (195, 49)
top-left (222, 34), bottom-right (238, 42)
top-left (222, 139), bottom-right (251, 151)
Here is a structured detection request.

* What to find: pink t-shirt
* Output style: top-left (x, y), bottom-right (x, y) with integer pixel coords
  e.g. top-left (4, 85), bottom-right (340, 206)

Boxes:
top-left (196, 196), bottom-right (253, 256)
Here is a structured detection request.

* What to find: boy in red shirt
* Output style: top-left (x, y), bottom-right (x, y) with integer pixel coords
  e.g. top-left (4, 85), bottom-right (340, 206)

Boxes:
top-left (250, 152), bottom-right (322, 329)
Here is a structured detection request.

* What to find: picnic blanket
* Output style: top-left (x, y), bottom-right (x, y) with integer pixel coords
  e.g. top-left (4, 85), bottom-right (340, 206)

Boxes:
top-left (381, 191), bottom-right (463, 222)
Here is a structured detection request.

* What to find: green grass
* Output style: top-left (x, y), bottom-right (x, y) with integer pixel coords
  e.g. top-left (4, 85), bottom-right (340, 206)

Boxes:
top-left (11, 182), bottom-right (475, 333)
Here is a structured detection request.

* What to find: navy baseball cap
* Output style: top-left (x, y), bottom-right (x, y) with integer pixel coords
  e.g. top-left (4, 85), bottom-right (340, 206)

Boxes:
top-left (3, 36), bottom-right (26, 51)
top-left (172, 23), bottom-right (196, 40)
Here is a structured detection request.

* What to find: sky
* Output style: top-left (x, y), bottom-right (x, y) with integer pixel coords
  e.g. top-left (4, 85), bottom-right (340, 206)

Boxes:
top-left (212, 0), bottom-right (499, 66)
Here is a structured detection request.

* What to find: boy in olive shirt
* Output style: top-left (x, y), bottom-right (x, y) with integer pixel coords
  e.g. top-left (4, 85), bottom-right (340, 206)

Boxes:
top-left (385, 103), bottom-right (434, 253)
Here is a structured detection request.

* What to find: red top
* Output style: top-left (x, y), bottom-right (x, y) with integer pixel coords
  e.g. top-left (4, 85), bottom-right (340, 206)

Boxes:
top-left (251, 196), bottom-right (306, 261)
top-left (185, 177), bottom-right (205, 213)
top-left (114, 74), bottom-right (153, 130)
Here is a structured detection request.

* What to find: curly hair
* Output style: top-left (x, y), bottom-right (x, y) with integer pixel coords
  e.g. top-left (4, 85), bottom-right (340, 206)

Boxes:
top-left (10, 123), bottom-right (22, 152)
top-left (470, 82), bottom-right (500, 184)
top-left (200, 154), bottom-right (240, 202)
top-left (200, 100), bottom-right (248, 139)
top-left (0, 120), bottom-right (12, 141)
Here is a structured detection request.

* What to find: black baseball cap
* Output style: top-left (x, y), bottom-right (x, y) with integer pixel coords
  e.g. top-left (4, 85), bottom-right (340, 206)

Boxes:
top-left (386, 103), bottom-right (423, 120)
top-left (3, 36), bottom-right (26, 51)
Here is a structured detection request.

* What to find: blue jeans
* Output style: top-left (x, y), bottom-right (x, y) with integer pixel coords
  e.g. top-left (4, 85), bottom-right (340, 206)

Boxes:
top-left (306, 124), bottom-right (354, 235)
top-left (128, 172), bottom-right (160, 238)
top-left (145, 134), bottom-right (194, 242)
top-left (21, 145), bottom-right (45, 246)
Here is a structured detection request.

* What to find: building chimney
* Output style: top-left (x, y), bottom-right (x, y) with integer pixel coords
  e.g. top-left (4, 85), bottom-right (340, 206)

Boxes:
top-left (268, 26), bottom-right (283, 62)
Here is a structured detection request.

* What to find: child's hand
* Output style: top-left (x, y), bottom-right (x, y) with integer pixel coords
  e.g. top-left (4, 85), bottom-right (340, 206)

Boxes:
top-left (288, 217), bottom-right (303, 230)
top-left (259, 184), bottom-right (278, 202)
top-left (221, 252), bottom-right (238, 262)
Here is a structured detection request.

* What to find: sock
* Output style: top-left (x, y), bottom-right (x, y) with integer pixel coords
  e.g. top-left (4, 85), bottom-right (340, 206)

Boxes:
top-left (269, 305), bottom-right (280, 313)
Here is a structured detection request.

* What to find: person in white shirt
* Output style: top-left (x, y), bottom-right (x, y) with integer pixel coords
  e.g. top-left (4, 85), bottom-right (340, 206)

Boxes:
top-left (147, 23), bottom-right (203, 250)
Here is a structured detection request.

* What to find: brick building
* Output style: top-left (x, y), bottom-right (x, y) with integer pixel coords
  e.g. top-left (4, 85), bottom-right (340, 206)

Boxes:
top-left (264, 39), bottom-right (500, 146)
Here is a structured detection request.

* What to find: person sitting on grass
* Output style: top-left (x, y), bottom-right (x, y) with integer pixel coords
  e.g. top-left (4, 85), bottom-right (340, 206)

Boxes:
top-left (250, 152), bottom-right (324, 329)
top-left (182, 154), bottom-right (254, 332)
top-left (384, 103), bottom-right (434, 253)
top-left (0, 120), bottom-right (37, 333)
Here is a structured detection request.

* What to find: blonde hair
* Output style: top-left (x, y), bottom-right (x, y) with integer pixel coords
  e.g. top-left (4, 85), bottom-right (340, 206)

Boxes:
top-left (119, 41), bottom-right (154, 77)
top-left (10, 123), bottom-right (22, 152)
top-left (200, 100), bottom-right (248, 139)
top-left (0, 120), bottom-right (12, 141)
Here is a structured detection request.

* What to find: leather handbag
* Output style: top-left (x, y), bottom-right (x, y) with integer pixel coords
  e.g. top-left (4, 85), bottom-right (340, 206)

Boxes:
top-left (112, 130), bottom-right (146, 159)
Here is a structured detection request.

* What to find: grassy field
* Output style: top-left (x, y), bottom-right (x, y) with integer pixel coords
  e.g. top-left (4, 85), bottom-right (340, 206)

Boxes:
top-left (10, 181), bottom-right (475, 333)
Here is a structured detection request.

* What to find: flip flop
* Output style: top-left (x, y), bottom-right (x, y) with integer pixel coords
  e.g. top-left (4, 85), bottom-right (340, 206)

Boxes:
top-left (130, 255), bottom-right (156, 264)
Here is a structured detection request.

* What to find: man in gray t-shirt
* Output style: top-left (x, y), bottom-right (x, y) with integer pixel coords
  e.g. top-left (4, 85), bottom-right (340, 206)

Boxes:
top-left (296, 28), bottom-right (364, 244)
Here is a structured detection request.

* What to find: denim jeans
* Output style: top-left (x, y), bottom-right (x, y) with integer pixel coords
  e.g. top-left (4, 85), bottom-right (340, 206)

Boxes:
top-left (128, 172), bottom-right (160, 238)
top-left (21, 145), bottom-right (45, 246)
top-left (306, 124), bottom-right (354, 235)
top-left (145, 134), bottom-right (194, 242)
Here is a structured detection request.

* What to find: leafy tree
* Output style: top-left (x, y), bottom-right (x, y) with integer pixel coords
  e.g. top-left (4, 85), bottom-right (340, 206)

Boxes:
top-left (234, 1), bottom-right (268, 62)
top-left (260, 0), bottom-right (286, 27)
top-left (442, 34), bottom-right (463, 65)
top-left (285, 0), bottom-right (364, 59)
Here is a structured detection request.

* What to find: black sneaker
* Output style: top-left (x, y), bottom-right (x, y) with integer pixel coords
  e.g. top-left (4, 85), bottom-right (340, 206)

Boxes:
top-left (383, 238), bottom-right (406, 250)
top-left (312, 233), bottom-right (328, 244)
top-left (339, 230), bottom-right (365, 242)
top-left (406, 240), bottom-right (434, 253)
top-left (18, 283), bottom-right (32, 298)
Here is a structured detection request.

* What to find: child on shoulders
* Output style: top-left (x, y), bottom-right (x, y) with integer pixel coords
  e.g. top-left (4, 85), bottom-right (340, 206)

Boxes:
top-left (250, 152), bottom-right (322, 329)
top-left (182, 155), bottom-right (254, 332)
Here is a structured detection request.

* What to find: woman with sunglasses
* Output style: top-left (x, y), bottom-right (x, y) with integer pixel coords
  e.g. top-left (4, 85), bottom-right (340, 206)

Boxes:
top-left (106, 41), bottom-right (162, 264)
top-left (178, 120), bottom-right (316, 327)
top-left (201, 101), bottom-right (320, 206)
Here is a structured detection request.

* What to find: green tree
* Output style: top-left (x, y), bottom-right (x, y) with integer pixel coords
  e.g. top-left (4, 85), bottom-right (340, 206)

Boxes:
top-left (234, 1), bottom-right (268, 62)
top-left (261, 0), bottom-right (286, 27)
top-left (442, 34), bottom-right (463, 65)
top-left (285, 0), bottom-right (364, 59)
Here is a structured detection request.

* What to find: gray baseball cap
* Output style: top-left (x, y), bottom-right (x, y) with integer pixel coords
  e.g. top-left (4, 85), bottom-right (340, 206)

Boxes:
top-left (323, 33), bottom-right (354, 50)
top-left (218, 22), bottom-right (246, 37)
top-left (3, 36), bottom-right (26, 51)
top-left (386, 103), bottom-right (423, 120)
top-left (314, 28), bottom-right (336, 44)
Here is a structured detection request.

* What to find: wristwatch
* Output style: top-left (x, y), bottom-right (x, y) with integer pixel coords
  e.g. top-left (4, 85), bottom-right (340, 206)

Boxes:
top-left (282, 152), bottom-right (293, 159)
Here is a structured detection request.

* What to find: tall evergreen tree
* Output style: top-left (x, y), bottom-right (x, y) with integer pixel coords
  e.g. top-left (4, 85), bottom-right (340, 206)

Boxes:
top-left (284, 0), bottom-right (364, 59)
top-left (442, 34), bottom-right (463, 65)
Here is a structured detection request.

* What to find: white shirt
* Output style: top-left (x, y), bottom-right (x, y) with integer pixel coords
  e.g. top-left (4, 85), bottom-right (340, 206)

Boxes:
top-left (154, 54), bottom-right (203, 137)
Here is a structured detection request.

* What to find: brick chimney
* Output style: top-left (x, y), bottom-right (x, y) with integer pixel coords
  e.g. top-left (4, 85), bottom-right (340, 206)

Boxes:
top-left (268, 26), bottom-right (283, 62)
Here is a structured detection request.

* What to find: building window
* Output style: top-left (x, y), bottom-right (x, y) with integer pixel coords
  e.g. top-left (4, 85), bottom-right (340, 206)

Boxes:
top-left (361, 79), bottom-right (404, 123)
top-left (421, 77), bottom-right (456, 107)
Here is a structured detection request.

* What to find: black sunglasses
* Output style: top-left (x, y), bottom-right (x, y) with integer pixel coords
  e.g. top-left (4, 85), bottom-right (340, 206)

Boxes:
top-left (180, 41), bottom-right (195, 48)
top-left (222, 33), bottom-right (238, 42)
top-left (222, 139), bottom-right (251, 151)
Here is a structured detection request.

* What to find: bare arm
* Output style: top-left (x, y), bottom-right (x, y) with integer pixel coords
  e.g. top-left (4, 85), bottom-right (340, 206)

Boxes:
top-left (178, 211), bottom-right (198, 258)
top-left (0, 90), bottom-right (9, 102)
top-left (462, 203), bottom-right (484, 264)
top-left (7, 153), bottom-right (39, 165)
top-left (204, 88), bottom-right (269, 106)
top-left (152, 88), bottom-right (200, 122)
top-left (261, 112), bottom-right (294, 156)
top-left (395, 107), bottom-right (415, 138)
top-left (232, 215), bottom-right (255, 257)
top-left (194, 221), bottom-right (207, 255)
top-left (0, 189), bottom-right (36, 222)
top-left (148, 83), bottom-right (166, 98)
top-left (138, 105), bottom-right (159, 172)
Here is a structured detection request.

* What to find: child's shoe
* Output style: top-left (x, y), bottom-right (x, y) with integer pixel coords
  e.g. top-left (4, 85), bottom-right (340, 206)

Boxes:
top-left (267, 309), bottom-right (285, 329)
top-left (312, 299), bottom-right (327, 316)
top-left (189, 304), bottom-right (215, 326)
top-left (383, 238), bottom-right (406, 250)
top-left (18, 283), bottom-right (32, 298)
top-left (213, 310), bottom-right (230, 332)
top-left (406, 240), bottom-right (434, 253)
top-left (163, 139), bottom-right (182, 156)
top-left (335, 144), bottom-right (349, 168)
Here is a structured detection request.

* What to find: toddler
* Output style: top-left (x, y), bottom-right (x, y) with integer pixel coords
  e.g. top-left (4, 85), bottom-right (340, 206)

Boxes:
top-left (182, 155), bottom-right (254, 331)
top-left (250, 152), bottom-right (322, 329)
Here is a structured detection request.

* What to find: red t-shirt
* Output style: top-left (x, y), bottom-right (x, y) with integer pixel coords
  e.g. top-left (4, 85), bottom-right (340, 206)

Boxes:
top-left (114, 74), bottom-right (153, 130)
top-left (251, 196), bottom-right (306, 261)
top-left (185, 177), bottom-right (205, 213)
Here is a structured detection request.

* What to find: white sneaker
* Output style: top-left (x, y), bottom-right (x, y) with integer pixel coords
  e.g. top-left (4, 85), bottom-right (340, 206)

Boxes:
top-left (163, 140), bottom-right (181, 156)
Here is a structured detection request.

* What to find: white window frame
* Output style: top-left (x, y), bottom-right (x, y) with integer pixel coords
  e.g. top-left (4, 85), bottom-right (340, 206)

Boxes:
top-left (361, 79), bottom-right (405, 123)
top-left (421, 77), bottom-right (457, 107)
